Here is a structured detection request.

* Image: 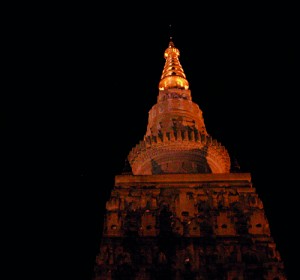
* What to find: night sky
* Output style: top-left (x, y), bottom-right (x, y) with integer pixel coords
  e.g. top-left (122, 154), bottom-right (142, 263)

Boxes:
top-left (20, 4), bottom-right (297, 279)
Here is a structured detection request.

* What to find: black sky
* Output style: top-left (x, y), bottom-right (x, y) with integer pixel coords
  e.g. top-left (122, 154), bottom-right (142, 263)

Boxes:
top-left (16, 3), bottom-right (298, 279)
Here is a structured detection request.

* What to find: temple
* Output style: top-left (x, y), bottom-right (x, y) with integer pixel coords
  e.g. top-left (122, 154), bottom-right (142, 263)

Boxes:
top-left (92, 40), bottom-right (286, 279)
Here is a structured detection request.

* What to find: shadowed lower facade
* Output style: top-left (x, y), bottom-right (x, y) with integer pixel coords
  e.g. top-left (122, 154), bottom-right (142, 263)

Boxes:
top-left (92, 40), bottom-right (286, 280)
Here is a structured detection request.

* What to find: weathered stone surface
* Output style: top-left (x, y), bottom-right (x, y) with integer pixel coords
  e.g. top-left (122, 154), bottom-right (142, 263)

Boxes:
top-left (93, 40), bottom-right (286, 279)
top-left (94, 175), bottom-right (286, 279)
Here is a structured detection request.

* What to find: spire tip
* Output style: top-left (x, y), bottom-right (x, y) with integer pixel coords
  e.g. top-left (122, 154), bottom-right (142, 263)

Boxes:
top-left (169, 24), bottom-right (173, 41)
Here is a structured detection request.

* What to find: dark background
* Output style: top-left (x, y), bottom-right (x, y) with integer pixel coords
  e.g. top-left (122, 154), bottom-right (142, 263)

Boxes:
top-left (11, 3), bottom-right (297, 279)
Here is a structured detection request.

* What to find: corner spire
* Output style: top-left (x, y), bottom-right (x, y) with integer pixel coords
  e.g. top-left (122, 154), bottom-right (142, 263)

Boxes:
top-left (158, 35), bottom-right (189, 91)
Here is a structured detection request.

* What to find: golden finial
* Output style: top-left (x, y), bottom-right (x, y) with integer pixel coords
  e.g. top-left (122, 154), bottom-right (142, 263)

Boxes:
top-left (168, 24), bottom-right (174, 48)
top-left (158, 25), bottom-right (189, 90)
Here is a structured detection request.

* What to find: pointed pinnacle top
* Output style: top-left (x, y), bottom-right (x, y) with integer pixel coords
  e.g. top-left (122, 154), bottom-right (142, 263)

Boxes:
top-left (158, 31), bottom-right (189, 91)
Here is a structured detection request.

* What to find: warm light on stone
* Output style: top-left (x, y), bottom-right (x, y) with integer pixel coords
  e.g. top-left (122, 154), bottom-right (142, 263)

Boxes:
top-left (93, 40), bottom-right (286, 280)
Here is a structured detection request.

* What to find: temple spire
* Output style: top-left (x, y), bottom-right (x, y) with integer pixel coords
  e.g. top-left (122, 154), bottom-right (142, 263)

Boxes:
top-left (158, 36), bottom-right (189, 91)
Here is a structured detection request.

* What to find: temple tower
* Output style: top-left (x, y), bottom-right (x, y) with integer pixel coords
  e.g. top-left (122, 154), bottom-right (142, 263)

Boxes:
top-left (93, 40), bottom-right (286, 280)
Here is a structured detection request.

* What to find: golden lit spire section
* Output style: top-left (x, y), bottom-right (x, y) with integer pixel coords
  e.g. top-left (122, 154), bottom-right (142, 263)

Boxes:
top-left (158, 40), bottom-right (189, 90)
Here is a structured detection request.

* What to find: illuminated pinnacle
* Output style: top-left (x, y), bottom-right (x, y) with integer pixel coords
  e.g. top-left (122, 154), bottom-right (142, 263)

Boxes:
top-left (158, 33), bottom-right (189, 90)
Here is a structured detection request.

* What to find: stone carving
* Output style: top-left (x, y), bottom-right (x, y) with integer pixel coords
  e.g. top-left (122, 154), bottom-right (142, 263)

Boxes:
top-left (93, 39), bottom-right (286, 279)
